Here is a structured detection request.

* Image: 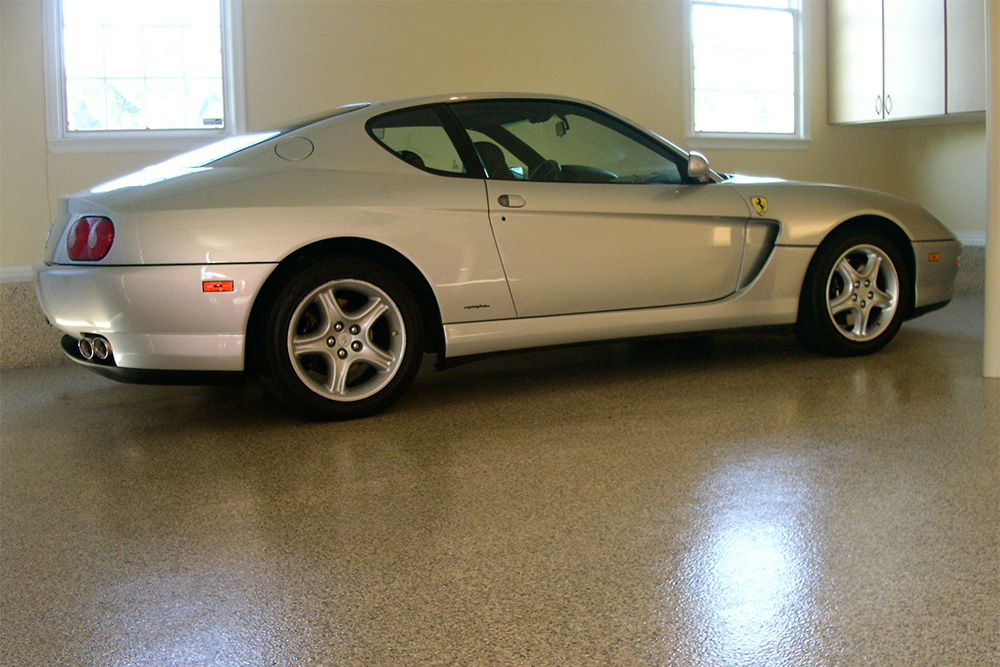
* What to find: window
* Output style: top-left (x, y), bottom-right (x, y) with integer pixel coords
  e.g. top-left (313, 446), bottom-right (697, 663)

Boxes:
top-left (687, 0), bottom-right (807, 148)
top-left (368, 106), bottom-right (469, 176)
top-left (43, 0), bottom-right (244, 151)
top-left (449, 100), bottom-right (687, 184)
top-left (466, 132), bottom-right (527, 180)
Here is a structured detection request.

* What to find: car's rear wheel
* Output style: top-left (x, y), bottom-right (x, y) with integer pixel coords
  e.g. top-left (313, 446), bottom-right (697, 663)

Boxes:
top-left (260, 257), bottom-right (424, 419)
top-left (796, 229), bottom-right (911, 356)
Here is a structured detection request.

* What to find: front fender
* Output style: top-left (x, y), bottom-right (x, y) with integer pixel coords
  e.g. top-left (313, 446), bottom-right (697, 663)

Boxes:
top-left (723, 180), bottom-right (957, 246)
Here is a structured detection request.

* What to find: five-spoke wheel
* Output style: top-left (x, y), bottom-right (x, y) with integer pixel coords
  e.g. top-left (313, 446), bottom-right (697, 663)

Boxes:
top-left (825, 243), bottom-right (900, 342)
top-left (797, 230), bottom-right (910, 356)
top-left (288, 279), bottom-right (406, 402)
top-left (260, 257), bottom-right (424, 420)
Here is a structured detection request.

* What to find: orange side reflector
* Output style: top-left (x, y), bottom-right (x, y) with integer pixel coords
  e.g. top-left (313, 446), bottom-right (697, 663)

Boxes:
top-left (203, 280), bottom-right (234, 293)
top-left (928, 253), bottom-right (941, 262)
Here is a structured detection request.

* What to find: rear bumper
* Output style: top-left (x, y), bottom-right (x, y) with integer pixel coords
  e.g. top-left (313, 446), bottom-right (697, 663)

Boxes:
top-left (60, 335), bottom-right (245, 385)
top-left (35, 261), bottom-right (276, 372)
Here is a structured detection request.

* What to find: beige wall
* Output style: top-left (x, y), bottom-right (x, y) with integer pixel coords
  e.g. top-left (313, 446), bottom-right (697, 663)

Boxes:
top-left (0, 0), bottom-right (988, 272)
top-left (883, 119), bottom-right (988, 240)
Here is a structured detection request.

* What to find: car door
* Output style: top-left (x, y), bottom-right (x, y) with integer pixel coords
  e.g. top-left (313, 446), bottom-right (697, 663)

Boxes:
top-left (366, 103), bottom-right (517, 322)
top-left (449, 99), bottom-right (752, 319)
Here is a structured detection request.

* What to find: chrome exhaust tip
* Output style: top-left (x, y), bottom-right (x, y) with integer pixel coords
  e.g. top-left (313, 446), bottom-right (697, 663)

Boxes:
top-left (78, 337), bottom-right (94, 360)
top-left (92, 336), bottom-right (111, 361)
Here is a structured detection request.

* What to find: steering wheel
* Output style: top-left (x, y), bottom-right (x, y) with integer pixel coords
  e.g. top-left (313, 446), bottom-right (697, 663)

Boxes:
top-left (529, 159), bottom-right (562, 182)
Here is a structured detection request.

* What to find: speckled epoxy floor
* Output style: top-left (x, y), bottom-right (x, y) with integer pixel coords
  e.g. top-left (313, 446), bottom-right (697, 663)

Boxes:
top-left (2, 295), bottom-right (997, 667)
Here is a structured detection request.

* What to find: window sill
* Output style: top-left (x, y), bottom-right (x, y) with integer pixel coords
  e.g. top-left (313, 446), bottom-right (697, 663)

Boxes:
top-left (48, 131), bottom-right (234, 155)
top-left (686, 134), bottom-right (812, 151)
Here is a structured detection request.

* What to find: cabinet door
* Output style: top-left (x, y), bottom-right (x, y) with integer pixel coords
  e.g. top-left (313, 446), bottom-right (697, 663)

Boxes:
top-left (828, 0), bottom-right (884, 123)
top-left (946, 0), bottom-right (986, 113)
top-left (883, 0), bottom-right (946, 119)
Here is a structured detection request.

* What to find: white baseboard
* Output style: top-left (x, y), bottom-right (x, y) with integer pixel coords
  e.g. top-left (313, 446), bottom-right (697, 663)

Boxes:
top-left (956, 232), bottom-right (987, 247)
top-left (1, 265), bottom-right (35, 284)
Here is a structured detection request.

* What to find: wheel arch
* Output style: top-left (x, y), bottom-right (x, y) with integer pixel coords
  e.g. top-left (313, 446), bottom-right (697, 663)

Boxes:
top-left (245, 237), bottom-right (444, 371)
top-left (807, 215), bottom-right (916, 316)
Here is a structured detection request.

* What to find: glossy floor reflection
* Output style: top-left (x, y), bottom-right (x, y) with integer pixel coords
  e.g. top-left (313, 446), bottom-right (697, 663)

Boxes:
top-left (2, 296), bottom-right (997, 666)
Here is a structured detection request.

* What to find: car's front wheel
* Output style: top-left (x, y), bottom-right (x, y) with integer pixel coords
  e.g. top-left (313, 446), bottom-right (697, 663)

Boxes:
top-left (259, 257), bottom-right (424, 419)
top-left (796, 229), bottom-right (911, 356)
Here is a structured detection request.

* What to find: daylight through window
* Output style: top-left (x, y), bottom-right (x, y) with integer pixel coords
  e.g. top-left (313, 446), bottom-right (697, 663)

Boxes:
top-left (690, 0), bottom-right (802, 138)
top-left (57, 0), bottom-right (229, 134)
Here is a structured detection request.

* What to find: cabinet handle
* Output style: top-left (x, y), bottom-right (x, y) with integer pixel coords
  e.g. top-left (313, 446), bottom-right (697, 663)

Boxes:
top-left (885, 95), bottom-right (893, 116)
top-left (876, 95), bottom-right (882, 116)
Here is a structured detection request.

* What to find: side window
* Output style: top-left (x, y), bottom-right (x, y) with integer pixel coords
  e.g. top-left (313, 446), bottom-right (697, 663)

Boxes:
top-left (368, 106), bottom-right (467, 175)
top-left (450, 100), bottom-right (685, 185)
top-left (466, 130), bottom-right (527, 180)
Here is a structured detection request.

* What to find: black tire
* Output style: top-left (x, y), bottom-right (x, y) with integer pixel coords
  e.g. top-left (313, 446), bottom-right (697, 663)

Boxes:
top-left (259, 257), bottom-right (424, 419)
top-left (796, 229), bottom-right (911, 356)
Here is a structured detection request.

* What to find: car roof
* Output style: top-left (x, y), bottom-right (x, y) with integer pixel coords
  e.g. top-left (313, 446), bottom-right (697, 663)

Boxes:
top-left (364, 92), bottom-right (590, 111)
top-left (281, 93), bottom-right (601, 136)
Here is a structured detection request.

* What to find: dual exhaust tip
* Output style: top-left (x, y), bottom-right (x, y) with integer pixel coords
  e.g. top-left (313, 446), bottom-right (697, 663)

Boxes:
top-left (78, 335), bottom-right (112, 362)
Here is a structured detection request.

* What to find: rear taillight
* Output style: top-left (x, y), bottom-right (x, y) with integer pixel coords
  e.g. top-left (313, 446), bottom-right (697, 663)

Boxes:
top-left (66, 216), bottom-right (115, 261)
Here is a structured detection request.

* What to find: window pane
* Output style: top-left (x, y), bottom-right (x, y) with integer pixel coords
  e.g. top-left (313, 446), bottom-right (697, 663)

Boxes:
top-left (467, 130), bottom-right (528, 178)
top-left (66, 79), bottom-right (107, 131)
top-left (146, 79), bottom-right (186, 129)
top-left (100, 0), bottom-right (145, 26)
top-left (105, 78), bottom-right (146, 130)
top-left (694, 47), bottom-right (794, 94)
top-left (695, 90), bottom-right (795, 134)
top-left (184, 27), bottom-right (223, 78)
top-left (185, 78), bottom-right (225, 128)
top-left (62, 0), bottom-right (105, 26)
top-left (451, 101), bottom-right (684, 184)
top-left (62, 26), bottom-right (105, 78)
top-left (697, 0), bottom-right (791, 7)
top-left (60, 0), bottom-right (226, 133)
top-left (369, 107), bottom-right (467, 175)
top-left (691, 0), bottom-right (800, 137)
top-left (104, 27), bottom-right (144, 78)
top-left (144, 27), bottom-right (185, 78)
top-left (693, 5), bottom-right (792, 49)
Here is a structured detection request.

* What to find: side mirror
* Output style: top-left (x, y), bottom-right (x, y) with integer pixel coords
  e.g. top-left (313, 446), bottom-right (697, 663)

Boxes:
top-left (687, 151), bottom-right (710, 181)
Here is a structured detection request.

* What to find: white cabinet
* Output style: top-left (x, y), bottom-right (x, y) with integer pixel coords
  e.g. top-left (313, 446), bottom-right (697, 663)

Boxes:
top-left (882, 0), bottom-right (945, 120)
top-left (946, 0), bottom-right (987, 114)
top-left (828, 0), bottom-right (983, 124)
top-left (828, 0), bottom-right (884, 123)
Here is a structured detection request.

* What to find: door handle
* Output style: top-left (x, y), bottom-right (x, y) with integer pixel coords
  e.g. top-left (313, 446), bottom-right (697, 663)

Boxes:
top-left (498, 194), bottom-right (526, 208)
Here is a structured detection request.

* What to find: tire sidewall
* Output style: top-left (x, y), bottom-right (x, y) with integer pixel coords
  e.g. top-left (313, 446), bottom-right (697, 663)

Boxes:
top-left (261, 257), bottom-right (424, 419)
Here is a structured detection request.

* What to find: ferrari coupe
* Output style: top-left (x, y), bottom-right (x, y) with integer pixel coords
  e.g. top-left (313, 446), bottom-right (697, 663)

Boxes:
top-left (35, 94), bottom-right (961, 419)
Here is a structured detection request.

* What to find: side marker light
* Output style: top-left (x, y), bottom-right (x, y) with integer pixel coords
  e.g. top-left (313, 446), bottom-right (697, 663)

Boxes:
top-left (928, 253), bottom-right (941, 262)
top-left (203, 280), bottom-right (235, 293)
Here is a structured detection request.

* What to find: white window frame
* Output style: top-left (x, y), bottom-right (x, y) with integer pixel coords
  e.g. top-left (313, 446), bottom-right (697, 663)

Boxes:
top-left (42, 0), bottom-right (245, 154)
top-left (684, 0), bottom-right (810, 150)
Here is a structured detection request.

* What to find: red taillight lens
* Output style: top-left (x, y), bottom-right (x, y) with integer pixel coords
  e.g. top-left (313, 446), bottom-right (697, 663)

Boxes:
top-left (66, 216), bottom-right (115, 261)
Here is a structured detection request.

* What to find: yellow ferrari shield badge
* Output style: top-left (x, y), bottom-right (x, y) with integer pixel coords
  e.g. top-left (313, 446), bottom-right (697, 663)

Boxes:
top-left (752, 197), bottom-right (768, 216)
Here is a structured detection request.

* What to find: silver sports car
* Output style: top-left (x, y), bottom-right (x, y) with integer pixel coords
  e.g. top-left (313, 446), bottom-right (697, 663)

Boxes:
top-left (35, 94), bottom-right (961, 419)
